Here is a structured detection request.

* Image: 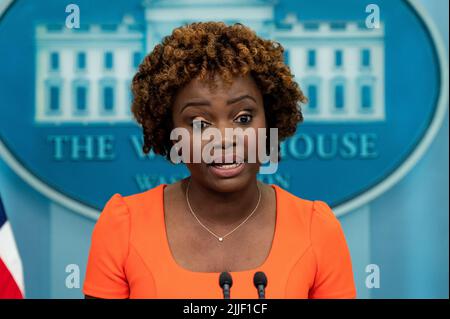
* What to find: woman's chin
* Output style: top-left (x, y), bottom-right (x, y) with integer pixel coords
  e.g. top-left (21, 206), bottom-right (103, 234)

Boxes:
top-left (200, 163), bottom-right (258, 192)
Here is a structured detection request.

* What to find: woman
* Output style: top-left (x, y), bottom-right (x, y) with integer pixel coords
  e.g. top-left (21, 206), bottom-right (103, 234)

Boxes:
top-left (83, 22), bottom-right (356, 299)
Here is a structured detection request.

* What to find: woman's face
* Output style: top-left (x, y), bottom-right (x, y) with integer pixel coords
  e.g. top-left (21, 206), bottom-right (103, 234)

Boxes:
top-left (171, 73), bottom-right (267, 193)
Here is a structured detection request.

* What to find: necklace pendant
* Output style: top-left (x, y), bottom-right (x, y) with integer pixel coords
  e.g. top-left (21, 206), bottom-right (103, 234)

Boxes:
top-left (218, 237), bottom-right (223, 242)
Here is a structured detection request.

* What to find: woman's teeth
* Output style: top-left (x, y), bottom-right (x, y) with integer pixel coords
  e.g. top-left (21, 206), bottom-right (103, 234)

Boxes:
top-left (211, 163), bottom-right (242, 169)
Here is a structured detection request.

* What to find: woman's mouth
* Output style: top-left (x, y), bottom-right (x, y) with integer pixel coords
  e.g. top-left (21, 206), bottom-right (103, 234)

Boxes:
top-left (207, 161), bottom-right (246, 178)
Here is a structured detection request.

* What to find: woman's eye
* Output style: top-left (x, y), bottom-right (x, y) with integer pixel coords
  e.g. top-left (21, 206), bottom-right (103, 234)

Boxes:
top-left (191, 119), bottom-right (209, 129)
top-left (235, 114), bottom-right (253, 124)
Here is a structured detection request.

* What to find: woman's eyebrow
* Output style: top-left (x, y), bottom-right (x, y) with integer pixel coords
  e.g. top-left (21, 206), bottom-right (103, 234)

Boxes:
top-left (226, 94), bottom-right (257, 105)
top-left (180, 100), bottom-right (210, 113)
top-left (180, 94), bottom-right (256, 114)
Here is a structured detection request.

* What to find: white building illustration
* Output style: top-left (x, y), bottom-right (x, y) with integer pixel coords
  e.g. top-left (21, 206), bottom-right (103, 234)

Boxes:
top-left (34, 0), bottom-right (385, 124)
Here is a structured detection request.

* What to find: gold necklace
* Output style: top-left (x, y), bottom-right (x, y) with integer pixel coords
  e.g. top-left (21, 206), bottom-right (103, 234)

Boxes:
top-left (185, 178), bottom-right (262, 242)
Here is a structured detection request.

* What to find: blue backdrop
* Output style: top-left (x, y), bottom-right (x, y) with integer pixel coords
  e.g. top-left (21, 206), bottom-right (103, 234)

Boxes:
top-left (0, 0), bottom-right (448, 298)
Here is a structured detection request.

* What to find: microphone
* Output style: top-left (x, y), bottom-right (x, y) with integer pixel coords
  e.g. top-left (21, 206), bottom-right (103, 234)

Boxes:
top-left (219, 272), bottom-right (233, 299)
top-left (253, 271), bottom-right (268, 299)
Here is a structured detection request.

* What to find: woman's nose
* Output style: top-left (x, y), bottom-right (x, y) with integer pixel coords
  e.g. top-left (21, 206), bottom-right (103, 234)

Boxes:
top-left (206, 125), bottom-right (236, 152)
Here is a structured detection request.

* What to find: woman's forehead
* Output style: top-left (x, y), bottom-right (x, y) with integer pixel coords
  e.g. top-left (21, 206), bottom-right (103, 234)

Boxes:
top-left (174, 73), bottom-right (262, 105)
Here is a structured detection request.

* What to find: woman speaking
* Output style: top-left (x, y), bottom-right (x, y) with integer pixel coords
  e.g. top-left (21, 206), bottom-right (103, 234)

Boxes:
top-left (83, 22), bottom-right (356, 299)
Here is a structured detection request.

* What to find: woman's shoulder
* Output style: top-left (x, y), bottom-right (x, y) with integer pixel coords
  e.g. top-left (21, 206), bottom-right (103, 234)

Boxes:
top-left (84, 185), bottom-right (166, 299)
top-left (122, 183), bottom-right (165, 205)
top-left (97, 184), bottom-right (165, 223)
top-left (271, 184), bottom-right (341, 233)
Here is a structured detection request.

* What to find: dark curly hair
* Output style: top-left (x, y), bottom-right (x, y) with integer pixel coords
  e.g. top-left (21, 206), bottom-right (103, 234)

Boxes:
top-left (131, 21), bottom-right (307, 160)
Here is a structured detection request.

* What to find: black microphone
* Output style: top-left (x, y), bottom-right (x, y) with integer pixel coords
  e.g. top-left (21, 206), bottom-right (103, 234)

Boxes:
top-left (253, 271), bottom-right (268, 299)
top-left (219, 272), bottom-right (233, 299)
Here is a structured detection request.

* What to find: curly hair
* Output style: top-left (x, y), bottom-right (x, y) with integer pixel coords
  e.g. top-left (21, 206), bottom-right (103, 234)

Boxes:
top-left (131, 21), bottom-right (307, 160)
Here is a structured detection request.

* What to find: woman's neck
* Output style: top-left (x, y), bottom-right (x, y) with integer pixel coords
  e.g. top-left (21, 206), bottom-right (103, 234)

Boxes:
top-left (182, 177), bottom-right (262, 226)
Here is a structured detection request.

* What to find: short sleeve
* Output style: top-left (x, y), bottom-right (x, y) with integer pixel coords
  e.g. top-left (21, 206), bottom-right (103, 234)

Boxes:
top-left (309, 200), bottom-right (357, 299)
top-left (83, 193), bottom-right (130, 299)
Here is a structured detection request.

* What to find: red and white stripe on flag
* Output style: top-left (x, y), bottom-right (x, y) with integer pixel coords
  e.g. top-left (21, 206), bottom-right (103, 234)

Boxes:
top-left (0, 195), bottom-right (25, 299)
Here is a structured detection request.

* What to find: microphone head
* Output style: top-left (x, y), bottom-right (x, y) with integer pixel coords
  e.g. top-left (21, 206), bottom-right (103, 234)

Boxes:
top-left (219, 272), bottom-right (233, 288)
top-left (253, 271), bottom-right (268, 288)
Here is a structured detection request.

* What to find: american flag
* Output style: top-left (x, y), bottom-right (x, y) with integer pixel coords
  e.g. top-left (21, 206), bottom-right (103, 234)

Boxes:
top-left (0, 194), bottom-right (24, 298)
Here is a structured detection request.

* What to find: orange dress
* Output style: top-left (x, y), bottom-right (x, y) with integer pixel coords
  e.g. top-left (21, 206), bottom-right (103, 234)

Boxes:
top-left (83, 183), bottom-right (356, 299)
